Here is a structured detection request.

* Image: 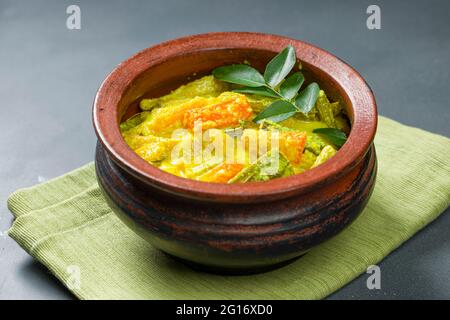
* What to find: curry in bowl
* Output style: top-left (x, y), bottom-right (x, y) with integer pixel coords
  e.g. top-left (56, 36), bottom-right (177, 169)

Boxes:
top-left (94, 33), bottom-right (377, 271)
top-left (120, 46), bottom-right (350, 183)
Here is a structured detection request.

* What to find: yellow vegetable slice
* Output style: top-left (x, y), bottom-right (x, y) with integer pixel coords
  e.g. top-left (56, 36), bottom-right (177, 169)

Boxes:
top-left (128, 135), bottom-right (179, 163)
top-left (312, 145), bottom-right (337, 168)
top-left (140, 75), bottom-right (229, 110)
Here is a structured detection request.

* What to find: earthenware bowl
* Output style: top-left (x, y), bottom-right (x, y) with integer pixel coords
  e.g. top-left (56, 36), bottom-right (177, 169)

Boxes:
top-left (93, 32), bottom-right (377, 273)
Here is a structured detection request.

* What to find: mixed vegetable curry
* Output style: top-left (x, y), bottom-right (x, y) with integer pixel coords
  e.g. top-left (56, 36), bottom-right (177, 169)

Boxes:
top-left (120, 45), bottom-right (349, 183)
top-left (120, 75), bottom-right (350, 183)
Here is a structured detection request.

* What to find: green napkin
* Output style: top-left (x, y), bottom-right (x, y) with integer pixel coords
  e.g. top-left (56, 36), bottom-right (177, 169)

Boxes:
top-left (7, 116), bottom-right (450, 300)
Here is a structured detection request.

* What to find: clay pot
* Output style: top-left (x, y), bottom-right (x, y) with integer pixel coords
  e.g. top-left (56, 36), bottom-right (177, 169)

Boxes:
top-left (93, 32), bottom-right (377, 273)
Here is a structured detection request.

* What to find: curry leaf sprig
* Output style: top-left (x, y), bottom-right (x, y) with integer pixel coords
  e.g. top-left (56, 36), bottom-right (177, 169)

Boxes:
top-left (212, 45), bottom-right (320, 123)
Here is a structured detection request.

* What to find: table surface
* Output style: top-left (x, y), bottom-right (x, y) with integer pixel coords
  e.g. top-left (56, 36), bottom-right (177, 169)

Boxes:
top-left (1, 0), bottom-right (449, 300)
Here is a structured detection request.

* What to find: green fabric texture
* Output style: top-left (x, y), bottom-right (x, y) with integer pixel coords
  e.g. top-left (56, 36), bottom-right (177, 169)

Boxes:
top-left (7, 116), bottom-right (450, 300)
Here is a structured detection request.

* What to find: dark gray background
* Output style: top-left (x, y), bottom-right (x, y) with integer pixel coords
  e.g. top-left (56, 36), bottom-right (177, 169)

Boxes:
top-left (0, 0), bottom-right (449, 299)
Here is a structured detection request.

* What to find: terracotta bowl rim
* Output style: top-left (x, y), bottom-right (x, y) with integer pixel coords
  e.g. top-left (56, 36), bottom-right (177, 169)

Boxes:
top-left (93, 32), bottom-right (377, 203)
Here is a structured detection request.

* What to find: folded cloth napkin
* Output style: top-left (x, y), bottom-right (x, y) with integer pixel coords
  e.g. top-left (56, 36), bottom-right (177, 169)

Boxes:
top-left (7, 116), bottom-right (450, 300)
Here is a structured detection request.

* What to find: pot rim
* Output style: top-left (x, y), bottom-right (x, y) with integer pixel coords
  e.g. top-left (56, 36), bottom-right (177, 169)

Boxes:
top-left (93, 32), bottom-right (377, 203)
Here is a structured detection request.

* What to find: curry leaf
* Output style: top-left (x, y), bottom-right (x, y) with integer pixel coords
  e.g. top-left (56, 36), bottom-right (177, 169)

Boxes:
top-left (313, 128), bottom-right (347, 148)
top-left (233, 86), bottom-right (280, 98)
top-left (264, 45), bottom-right (296, 88)
top-left (253, 100), bottom-right (297, 123)
top-left (212, 64), bottom-right (265, 87)
top-left (280, 72), bottom-right (305, 100)
top-left (295, 82), bottom-right (320, 113)
top-left (213, 46), bottom-right (322, 123)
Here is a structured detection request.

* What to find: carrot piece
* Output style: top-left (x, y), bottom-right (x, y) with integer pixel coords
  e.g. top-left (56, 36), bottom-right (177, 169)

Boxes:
top-left (146, 97), bottom-right (209, 133)
top-left (198, 163), bottom-right (245, 183)
top-left (278, 131), bottom-right (307, 164)
top-left (183, 95), bottom-right (253, 130)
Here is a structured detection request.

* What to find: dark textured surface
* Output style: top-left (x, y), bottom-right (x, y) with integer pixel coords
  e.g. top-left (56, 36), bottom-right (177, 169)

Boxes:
top-left (0, 0), bottom-right (449, 299)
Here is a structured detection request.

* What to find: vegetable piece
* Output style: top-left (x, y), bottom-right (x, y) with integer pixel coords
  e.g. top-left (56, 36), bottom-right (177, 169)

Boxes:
top-left (229, 152), bottom-right (293, 183)
top-left (293, 107), bottom-right (319, 121)
top-left (259, 119), bottom-right (292, 131)
top-left (198, 163), bottom-right (245, 183)
top-left (294, 97), bottom-right (343, 123)
top-left (182, 94), bottom-right (253, 130)
top-left (335, 115), bottom-right (351, 134)
top-left (134, 138), bottom-right (179, 163)
top-left (142, 97), bottom-right (209, 133)
top-left (264, 45), bottom-right (296, 87)
top-left (188, 157), bottom-right (224, 177)
top-left (212, 64), bottom-right (266, 87)
top-left (305, 133), bottom-right (328, 155)
top-left (122, 133), bottom-right (170, 150)
top-left (141, 98), bottom-right (192, 111)
top-left (139, 75), bottom-right (229, 110)
top-left (330, 101), bottom-right (342, 116)
top-left (315, 90), bottom-right (336, 128)
top-left (278, 131), bottom-right (307, 164)
top-left (312, 145), bottom-right (337, 168)
top-left (241, 125), bottom-right (306, 165)
top-left (313, 128), bottom-right (347, 148)
top-left (295, 150), bottom-right (317, 173)
top-left (119, 112), bottom-right (150, 133)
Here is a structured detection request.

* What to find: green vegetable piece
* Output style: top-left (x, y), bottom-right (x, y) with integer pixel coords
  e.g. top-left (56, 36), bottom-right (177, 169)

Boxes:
top-left (212, 64), bottom-right (265, 87)
top-left (259, 120), bottom-right (292, 131)
top-left (312, 145), bottom-right (337, 168)
top-left (296, 150), bottom-right (317, 173)
top-left (305, 133), bottom-right (328, 155)
top-left (313, 128), bottom-right (347, 148)
top-left (264, 45), bottom-right (296, 88)
top-left (253, 100), bottom-right (298, 123)
top-left (311, 145), bottom-right (336, 168)
top-left (139, 99), bottom-right (159, 111)
top-left (119, 112), bottom-right (149, 132)
top-left (233, 86), bottom-right (280, 98)
top-left (229, 152), bottom-right (293, 183)
top-left (335, 115), bottom-right (351, 133)
top-left (330, 101), bottom-right (342, 116)
top-left (293, 108), bottom-right (319, 121)
top-left (280, 72), bottom-right (304, 100)
top-left (295, 82), bottom-right (320, 113)
top-left (315, 90), bottom-right (336, 127)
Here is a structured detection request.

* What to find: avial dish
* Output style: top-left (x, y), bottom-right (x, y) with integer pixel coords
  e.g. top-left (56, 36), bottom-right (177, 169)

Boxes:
top-left (120, 46), bottom-right (350, 184)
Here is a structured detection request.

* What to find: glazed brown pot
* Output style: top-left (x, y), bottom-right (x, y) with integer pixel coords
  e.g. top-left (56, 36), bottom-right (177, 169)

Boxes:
top-left (93, 32), bottom-right (377, 273)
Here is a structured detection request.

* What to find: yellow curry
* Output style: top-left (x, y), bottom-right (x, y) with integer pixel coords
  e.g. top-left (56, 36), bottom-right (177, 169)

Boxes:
top-left (120, 75), bottom-right (349, 183)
